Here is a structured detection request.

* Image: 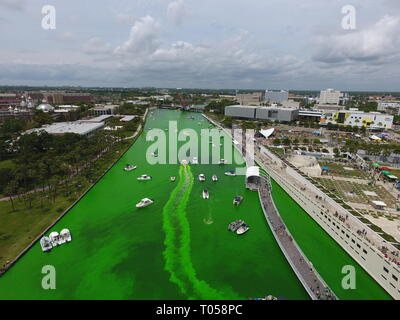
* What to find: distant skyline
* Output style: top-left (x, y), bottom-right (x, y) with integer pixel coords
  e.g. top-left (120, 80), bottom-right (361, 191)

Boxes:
top-left (1, 0), bottom-right (400, 90)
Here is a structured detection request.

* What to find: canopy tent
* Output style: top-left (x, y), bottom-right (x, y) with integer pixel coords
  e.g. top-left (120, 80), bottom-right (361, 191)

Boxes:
top-left (372, 163), bottom-right (381, 167)
top-left (381, 170), bottom-right (391, 176)
top-left (387, 175), bottom-right (398, 180)
top-left (379, 166), bottom-right (391, 171)
top-left (372, 200), bottom-right (387, 207)
top-left (259, 128), bottom-right (275, 139)
top-left (322, 166), bottom-right (330, 171)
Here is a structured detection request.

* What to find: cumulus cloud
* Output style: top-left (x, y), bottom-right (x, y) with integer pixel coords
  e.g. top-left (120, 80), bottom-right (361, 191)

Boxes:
top-left (114, 15), bottom-right (160, 56)
top-left (167, 0), bottom-right (187, 26)
top-left (111, 18), bottom-right (304, 87)
top-left (313, 15), bottom-right (400, 65)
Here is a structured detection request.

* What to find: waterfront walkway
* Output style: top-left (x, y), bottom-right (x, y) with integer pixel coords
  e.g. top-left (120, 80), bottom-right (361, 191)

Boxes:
top-left (258, 176), bottom-right (336, 300)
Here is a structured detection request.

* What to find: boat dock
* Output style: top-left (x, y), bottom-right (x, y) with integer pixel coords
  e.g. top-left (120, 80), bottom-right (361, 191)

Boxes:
top-left (258, 176), bottom-right (336, 300)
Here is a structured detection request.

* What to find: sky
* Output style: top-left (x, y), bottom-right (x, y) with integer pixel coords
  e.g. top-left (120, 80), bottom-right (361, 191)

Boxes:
top-left (0, 0), bottom-right (400, 91)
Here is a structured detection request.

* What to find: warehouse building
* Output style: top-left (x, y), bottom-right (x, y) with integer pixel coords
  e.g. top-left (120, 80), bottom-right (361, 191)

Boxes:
top-left (225, 105), bottom-right (298, 122)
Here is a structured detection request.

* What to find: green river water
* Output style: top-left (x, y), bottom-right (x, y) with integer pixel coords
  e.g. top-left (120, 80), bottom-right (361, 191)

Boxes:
top-left (0, 109), bottom-right (390, 299)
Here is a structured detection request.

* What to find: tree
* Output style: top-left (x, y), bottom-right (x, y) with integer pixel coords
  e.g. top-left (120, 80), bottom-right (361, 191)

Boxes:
top-left (4, 180), bottom-right (18, 211)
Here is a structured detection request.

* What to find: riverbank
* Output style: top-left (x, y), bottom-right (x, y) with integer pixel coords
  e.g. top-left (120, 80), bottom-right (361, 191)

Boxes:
top-left (0, 110), bottom-right (148, 274)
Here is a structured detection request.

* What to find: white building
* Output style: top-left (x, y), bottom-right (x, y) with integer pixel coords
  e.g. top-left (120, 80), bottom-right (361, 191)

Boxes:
top-left (377, 101), bottom-right (400, 115)
top-left (319, 89), bottom-right (342, 105)
top-left (26, 121), bottom-right (104, 136)
top-left (320, 110), bottom-right (393, 129)
top-left (265, 90), bottom-right (289, 104)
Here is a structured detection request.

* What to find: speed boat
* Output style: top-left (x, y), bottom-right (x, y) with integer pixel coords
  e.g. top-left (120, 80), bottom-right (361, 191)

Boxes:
top-left (202, 190), bottom-right (209, 199)
top-left (236, 223), bottom-right (250, 235)
top-left (191, 157), bottom-right (198, 164)
top-left (212, 175), bottom-right (218, 182)
top-left (198, 174), bottom-right (205, 182)
top-left (170, 176), bottom-right (176, 182)
top-left (225, 170), bottom-right (236, 176)
top-left (49, 232), bottom-right (60, 247)
top-left (40, 236), bottom-right (53, 252)
top-left (151, 152), bottom-right (159, 157)
top-left (219, 159), bottom-right (226, 164)
top-left (136, 198), bottom-right (154, 208)
top-left (233, 196), bottom-right (243, 205)
top-left (124, 164), bottom-right (137, 171)
top-left (60, 229), bottom-right (72, 243)
top-left (137, 174), bottom-right (152, 181)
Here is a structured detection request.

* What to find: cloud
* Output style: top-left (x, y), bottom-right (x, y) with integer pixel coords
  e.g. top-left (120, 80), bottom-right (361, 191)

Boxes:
top-left (0, 0), bottom-right (26, 11)
top-left (114, 15), bottom-right (160, 56)
top-left (167, 0), bottom-right (187, 26)
top-left (83, 38), bottom-right (113, 55)
top-left (313, 15), bottom-right (400, 65)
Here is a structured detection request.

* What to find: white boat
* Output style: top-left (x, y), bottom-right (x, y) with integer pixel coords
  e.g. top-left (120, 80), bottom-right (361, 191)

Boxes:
top-left (124, 164), bottom-right (137, 171)
top-left (136, 198), bottom-right (154, 208)
top-left (49, 231), bottom-right (60, 247)
top-left (220, 159), bottom-right (226, 164)
top-left (137, 174), bottom-right (152, 181)
top-left (170, 176), bottom-right (176, 182)
top-left (212, 175), bottom-right (218, 182)
top-left (198, 174), bottom-right (205, 182)
top-left (151, 152), bottom-right (159, 157)
top-left (60, 229), bottom-right (72, 243)
top-left (236, 224), bottom-right (250, 235)
top-left (191, 157), bottom-right (198, 164)
top-left (40, 236), bottom-right (52, 252)
top-left (202, 190), bottom-right (209, 199)
top-left (225, 170), bottom-right (236, 176)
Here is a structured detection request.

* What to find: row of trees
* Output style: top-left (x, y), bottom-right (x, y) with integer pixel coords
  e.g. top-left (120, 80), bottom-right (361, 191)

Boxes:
top-left (1, 130), bottom-right (122, 211)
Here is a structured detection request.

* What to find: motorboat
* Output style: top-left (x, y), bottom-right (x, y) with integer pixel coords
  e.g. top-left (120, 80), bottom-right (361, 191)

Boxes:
top-left (124, 164), bottom-right (137, 171)
top-left (170, 176), bottom-right (176, 182)
top-left (191, 157), bottom-right (198, 164)
top-left (49, 232), bottom-right (60, 247)
top-left (236, 223), bottom-right (250, 235)
top-left (60, 229), bottom-right (72, 243)
top-left (136, 198), bottom-right (154, 208)
top-left (151, 152), bottom-right (159, 157)
top-left (220, 159), bottom-right (226, 164)
top-left (40, 236), bottom-right (52, 252)
top-left (202, 190), bottom-right (209, 199)
top-left (212, 175), bottom-right (218, 182)
top-left (233, 196), bottom-right (243, 205)
top-left (228, 220), bottom-right (244, 232)
top-left (198, 174), bottom-right (205, 182)
top-left (225, 170), bottom-right (236, 176)
top-left (137, 174), bottom-right (152, 181)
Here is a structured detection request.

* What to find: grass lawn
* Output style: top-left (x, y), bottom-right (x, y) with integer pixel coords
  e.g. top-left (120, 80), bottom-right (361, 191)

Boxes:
top-left (0, 160), bottom-right (15, 169)
top-left (318, 161), bottom-right (365, 178)
top-left (0, 196), bottom-right (73, 269)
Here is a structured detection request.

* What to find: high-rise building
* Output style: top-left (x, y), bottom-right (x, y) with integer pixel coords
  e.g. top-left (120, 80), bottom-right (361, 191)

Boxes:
top-left (264, 90), bottom-right (289, 104)
top-left (319, 89), bottom-right (342, 105)
top-left (235, 92), bottom-right (264, 106)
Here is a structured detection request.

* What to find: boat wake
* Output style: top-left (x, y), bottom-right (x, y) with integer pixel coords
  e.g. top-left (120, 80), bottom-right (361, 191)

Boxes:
top-left (161, 164), bottom-right (238, 299)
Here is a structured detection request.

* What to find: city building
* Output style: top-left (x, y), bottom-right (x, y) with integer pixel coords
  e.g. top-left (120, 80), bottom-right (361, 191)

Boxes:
top-left (26, 121), bottom-right (104, 136)
top-left (318, 89), bottom-right (342, 105)
top-left (377, 101), bottom-right (400, 115)
top-left (225, 105), bottom-right (298, 122)
top-left (236, 92), bottom-right (264, 106)
top-left (90, 104), bottom-right (119, 116)
top-left (265, 90), bottom-right (289, 104)
top-left (319, 110), bottom-right (393, 129)
top-left (315, 104), bottom-right (345, 111)
top-left (281, 100), bottom-right (300, 108)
